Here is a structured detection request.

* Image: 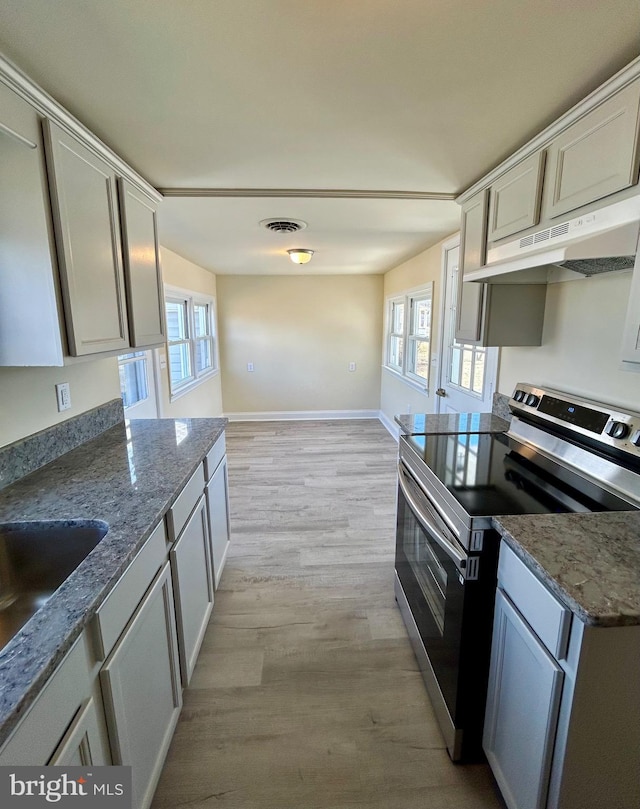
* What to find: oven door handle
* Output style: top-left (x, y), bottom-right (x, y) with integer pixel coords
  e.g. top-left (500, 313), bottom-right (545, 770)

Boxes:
top-left (398, 463), bottom-right (467, 570)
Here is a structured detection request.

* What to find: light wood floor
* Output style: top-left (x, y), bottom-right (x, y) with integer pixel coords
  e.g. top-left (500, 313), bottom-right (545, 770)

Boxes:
top-left (152, 420), bottom-right (504, 809)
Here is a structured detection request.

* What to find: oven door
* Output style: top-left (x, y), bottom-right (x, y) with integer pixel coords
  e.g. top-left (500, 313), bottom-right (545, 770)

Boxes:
top-left (395, 461), bottom-right (467, 713)
top-left (394, 460), bottom-right (498, 761)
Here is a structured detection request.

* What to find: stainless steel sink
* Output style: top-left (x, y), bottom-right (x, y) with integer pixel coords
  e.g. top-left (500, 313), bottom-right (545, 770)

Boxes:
top-left (0, 520), bottom-right (109, 650)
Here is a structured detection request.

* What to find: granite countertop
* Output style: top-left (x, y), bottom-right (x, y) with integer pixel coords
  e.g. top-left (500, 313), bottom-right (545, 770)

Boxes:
top-left (493, 511), bottom-right (640, 627)
top-left (395, 412), bottom-right (510, 435)
top-left (0, 416), bottom-right (226, 746)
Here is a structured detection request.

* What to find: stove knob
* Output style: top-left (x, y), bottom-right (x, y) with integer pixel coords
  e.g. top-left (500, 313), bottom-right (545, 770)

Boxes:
top-left (513, 389), bottom-right (525, 402)
top-left (632, 430), bottom-right (640, 448)
top-left (606, 421), bottom-right (630, 440)
top-left (525, 393), bottom-right (540, 407)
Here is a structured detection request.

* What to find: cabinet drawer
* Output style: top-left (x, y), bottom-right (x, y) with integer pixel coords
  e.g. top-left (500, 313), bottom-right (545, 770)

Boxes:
top-left (166, 464), bottom-right (205, 541)
top-left (204, 434), bottom-right (226, 481)
top-left (498, 542), bottom-right (571, 659)
top-left (95, 521), bottom-right (167, 659)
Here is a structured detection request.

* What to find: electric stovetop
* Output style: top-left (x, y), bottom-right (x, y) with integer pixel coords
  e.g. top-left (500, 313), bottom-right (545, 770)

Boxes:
top-left (403, 430), bottom-right (635, 517)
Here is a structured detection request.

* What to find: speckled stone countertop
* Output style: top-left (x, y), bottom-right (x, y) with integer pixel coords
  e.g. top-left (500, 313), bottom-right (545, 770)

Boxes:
top-left (395, 412), bottom-right (510, 435)
top-left (0, 416), bottom-right (226, 746)
top-left (493, 512), bottom-right (640, 627)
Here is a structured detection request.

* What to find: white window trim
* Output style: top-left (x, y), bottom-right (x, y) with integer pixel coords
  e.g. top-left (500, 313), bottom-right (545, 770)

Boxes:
top-left (384, 283), bottom-right (433, 391)
top-left (164, 284), bottom-right (219, 402)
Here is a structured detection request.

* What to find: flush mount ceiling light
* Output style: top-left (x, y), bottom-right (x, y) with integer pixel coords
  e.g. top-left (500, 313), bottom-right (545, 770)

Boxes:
top-left (287, 249), bottom-right (314, 265)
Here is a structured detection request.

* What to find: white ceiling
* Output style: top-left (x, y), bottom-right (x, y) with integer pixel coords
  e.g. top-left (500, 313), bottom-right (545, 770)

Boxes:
top-left (1, 0), bottom-right (639, 275)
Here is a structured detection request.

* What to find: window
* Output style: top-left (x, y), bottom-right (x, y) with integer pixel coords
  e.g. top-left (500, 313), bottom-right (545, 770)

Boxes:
top-left (118, 352), bottom-right (149, 408)
top-left (388, 299), bottom-right (405, 371)
top-left (165, 287), bottom-right (218, 398)
top-left (385, 284), bottom-right (433, 388)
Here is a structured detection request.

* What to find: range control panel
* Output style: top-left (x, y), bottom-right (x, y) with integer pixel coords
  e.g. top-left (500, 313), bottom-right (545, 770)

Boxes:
top-left (510, 383), bottom-right (640, 459)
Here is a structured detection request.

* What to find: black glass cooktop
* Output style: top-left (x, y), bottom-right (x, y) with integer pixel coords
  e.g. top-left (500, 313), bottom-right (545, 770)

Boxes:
top-left (404, 431), bottom-right (635, 516)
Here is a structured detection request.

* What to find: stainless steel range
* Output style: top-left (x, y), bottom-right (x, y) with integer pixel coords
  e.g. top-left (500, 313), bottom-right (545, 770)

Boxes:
top-left (394, 383), bottom-right (640, 762)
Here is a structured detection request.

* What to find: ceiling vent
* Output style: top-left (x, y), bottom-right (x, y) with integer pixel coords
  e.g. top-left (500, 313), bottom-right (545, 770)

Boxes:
top-left (260, 218), bottom-right (307, 234)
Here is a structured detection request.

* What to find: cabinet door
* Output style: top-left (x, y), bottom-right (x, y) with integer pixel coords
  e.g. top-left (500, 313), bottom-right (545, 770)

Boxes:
top-left (206, 456), bottom-right (231, 589)
top-left (44, 120), bottom-right (130, 355)
top-left (0, 82), bottom-right (64, 366)
top-left (118, 179), bottom-right (165, 347)
top-left (170, 496), bottom-right (214, 685)
top-left (456, 189), bottom-right (489, 343)
top-left (48, 696), bottom-right (110, 766)
top-left (544, 79), bottom-right (640, 220)
top-left (488, 151), bottom-right (545, 242)
top-left (484, 589), bottom-right (564, 809)
top-left (100, 563), bottom-right (182, 809)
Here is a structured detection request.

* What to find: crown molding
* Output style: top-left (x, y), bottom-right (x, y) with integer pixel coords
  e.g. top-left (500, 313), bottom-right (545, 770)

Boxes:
top-left (0, 54), bottom-right (161, 204)
top-left (456, 55), bottom-right (640, 205)
top-left (158, 187), bottom-right (456, 200)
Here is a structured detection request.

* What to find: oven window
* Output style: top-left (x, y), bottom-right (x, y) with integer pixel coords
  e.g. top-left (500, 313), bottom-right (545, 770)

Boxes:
top-left (404, 521), bottom-right (447, 633)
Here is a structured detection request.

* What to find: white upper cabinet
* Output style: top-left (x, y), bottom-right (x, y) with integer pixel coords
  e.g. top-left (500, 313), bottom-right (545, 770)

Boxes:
top-left (1, 56), bottom-right (164, 366)
top-left (542, 79), bottom-right (640, 220)
top-left (456, 189), bottom-right (488, 343)
top-left (488, 151), bottom-right (546, 242)
top-left (118, 179), bottom-right (165, 347)
top-left (44, 120), bottom-right (130, 356)
top-left (0, 82), bottom-right (64, 366)
top-left (457, 189), bottom-right (545, 347)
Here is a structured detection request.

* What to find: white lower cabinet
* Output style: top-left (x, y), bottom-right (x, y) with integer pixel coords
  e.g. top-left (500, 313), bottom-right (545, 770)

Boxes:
top-left (0, 632), bottom-right (111, 766)
top-left (485, 542), bottom-right (640, 809)
top-left (0, 438), bottom-right (228, 807)
top-left (204, 434), bottom-right (231, 589)
top-left (484, 589), bottom-right (564, 809)
top-left (100, 562), bottom-right (182, 809)
top-left (206, 456), bottom-right (231, 588)
top-left (170, 495), bottom-right (214, 684)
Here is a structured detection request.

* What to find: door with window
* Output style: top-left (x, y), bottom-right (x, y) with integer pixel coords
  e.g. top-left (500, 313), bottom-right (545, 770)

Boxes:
top-left (118, 351), bottom-right (158, 418)
top-left (436, 239), bottom-right (497, 414)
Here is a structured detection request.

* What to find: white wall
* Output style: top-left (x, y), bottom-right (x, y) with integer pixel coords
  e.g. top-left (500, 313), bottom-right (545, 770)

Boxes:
top-left (0, 357), bottom-right (120, 447)
top-left (380, 236), bottom-right (453, 425)
top-left (158, 247), bottom-right (224, 419)
top-left (216, 274), bottom-right (383, 415)
top-left (498, 271), bottom-right (640, 411)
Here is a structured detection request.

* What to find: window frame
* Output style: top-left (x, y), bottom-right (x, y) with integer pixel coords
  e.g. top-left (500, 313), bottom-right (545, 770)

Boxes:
top-left (387, 296), bottom-right (405, 373)
top-left (164, 285), bottom-right (219, 401)
top-left (384, 284), bottom-right (433, 391)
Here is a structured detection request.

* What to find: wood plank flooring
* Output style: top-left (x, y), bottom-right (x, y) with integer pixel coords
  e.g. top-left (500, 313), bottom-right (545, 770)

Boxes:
top-left (151, 420), bottom-right (504, 809)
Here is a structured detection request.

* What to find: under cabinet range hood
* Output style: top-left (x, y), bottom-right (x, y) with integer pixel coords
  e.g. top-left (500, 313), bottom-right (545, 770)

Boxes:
top-left (465, 193), bottom-right (640, 284)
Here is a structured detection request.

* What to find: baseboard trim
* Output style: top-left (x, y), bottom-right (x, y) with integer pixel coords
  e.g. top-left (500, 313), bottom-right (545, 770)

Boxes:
top-left (378, 410), bottom-right (400, 441)
top-left (225, 409), bottom-right (381, 422)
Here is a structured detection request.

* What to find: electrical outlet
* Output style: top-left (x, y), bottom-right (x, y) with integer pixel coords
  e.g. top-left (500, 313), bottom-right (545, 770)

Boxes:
top-left (247, 362), bottom-right (254, 372)
top-left (348, 362), bottom-right (356, 372)
top-left (56, 382), bottom-right (71, 412)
